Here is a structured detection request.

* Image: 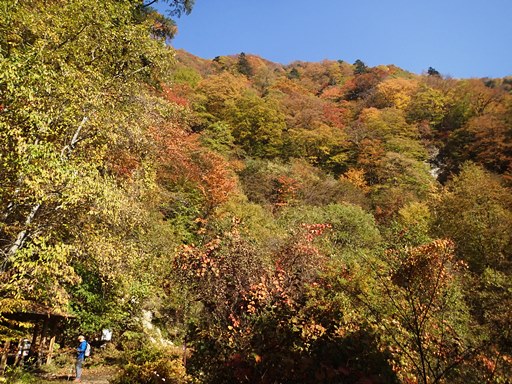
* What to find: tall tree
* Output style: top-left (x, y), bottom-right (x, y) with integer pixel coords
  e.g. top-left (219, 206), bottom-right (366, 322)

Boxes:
top-left (427, 67), bottom-right (441, 77)
top-left (237, 52), bottom-right (254, 77)
top-left (226, 92), bottom-right (286, 158)
top-left (353, 59), bottom-right (369, 75)
top-left (368, 240), bottom-right (476, 384)
top-left (0, 0), bottom-right (181, 321)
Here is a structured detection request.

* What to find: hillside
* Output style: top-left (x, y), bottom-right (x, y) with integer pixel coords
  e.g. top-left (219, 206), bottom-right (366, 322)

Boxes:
top-left (1, 2), bottom-right (511, 383)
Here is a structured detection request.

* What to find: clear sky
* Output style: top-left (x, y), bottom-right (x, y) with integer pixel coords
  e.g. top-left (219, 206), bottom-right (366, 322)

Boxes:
top-left (156, 0), bottom-right (512, 79)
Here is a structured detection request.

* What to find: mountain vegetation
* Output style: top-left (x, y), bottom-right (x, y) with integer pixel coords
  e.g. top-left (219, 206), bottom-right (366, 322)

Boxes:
top-left (1, 1), bottom-right (511, 383)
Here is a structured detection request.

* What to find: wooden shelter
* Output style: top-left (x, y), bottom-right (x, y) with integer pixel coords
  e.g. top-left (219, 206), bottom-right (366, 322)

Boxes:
top-left (0, 303), bottom-right (74, 372)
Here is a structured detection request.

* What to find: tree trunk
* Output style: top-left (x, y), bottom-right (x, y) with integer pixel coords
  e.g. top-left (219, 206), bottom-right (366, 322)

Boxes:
top-left (0, 339), bottom-right (10, 374)
top-left (2, 115), bottom-right (87, 262)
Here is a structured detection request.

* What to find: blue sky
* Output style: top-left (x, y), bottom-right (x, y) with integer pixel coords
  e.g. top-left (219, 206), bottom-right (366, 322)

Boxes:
top-left (156, 0), bottom-right (512, 79)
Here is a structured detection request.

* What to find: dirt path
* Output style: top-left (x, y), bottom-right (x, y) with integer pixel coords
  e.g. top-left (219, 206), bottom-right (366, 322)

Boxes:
top-left (80, 374), bottom-right (111, 384)
top-left (40, 366), bottom-right (118, 383)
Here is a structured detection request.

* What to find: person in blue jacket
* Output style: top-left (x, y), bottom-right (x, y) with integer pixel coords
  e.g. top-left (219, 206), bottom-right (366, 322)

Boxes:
top-left (75, 335), bottom-right (87, 382)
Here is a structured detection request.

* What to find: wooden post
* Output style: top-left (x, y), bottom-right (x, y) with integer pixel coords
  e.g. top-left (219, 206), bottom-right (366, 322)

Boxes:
top-left (13, 338), bottom-right (22, 367)
top-left (46, 318), bottom-right (59, 365)
top-left (37, 317), bottom-right (49, 367)
top-left (0, 339), bottom-right (11, 374)
top-left (28, 321), bottom-right (40, 365)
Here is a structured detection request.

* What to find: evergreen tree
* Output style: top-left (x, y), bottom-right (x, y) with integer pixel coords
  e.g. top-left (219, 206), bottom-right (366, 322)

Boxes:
top-left (353, 59), bottom-right (369, 74)
top-left (237, 52), bottom-right (254, 77)
top-left (427, 66), bottom-right (441, 77)
top-left (287, 67), bottom-right (300, 79)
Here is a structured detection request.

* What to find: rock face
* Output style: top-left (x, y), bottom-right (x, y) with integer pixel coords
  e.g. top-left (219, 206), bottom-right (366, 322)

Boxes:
top-left (428, 146), bottom-right (442, 179)
top-left (141, 310), bottom-right (174, 347)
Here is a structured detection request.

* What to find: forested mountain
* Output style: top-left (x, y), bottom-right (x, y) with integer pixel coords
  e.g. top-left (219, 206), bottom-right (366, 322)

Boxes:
top-left (1, 1), bottom-right (511, 383)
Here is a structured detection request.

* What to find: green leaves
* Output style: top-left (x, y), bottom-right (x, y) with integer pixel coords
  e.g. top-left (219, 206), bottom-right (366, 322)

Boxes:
top-left (433, 163), bottom-right (512, 273)
top-left (2, 3), bottom-right (512, 383)
top-left (1, 235), bottom-right (78, 311)
top-left (0, 0), bottom-right (179, 329)
top-left (228, 92), bottom-right (286, 158)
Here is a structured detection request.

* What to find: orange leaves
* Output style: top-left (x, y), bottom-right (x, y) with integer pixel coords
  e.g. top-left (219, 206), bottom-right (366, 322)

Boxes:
top-left (374, 78), bottom-right (419, 110)
top-left (321, 101), bottom-right (351, 129)
top-left (161, 84), bottom-right (190, 107)
top-left (241, 278), bottom-right (274, 315)
top-left (474, 350), bottom-right (512, 381)
top-left (271, 175), bottom-right (299, 209)
top-left (107, 151), bottom-right (141, 179)
top-left (256, 223), bottom-right (331, 310)
top-left (465, 112), bottom-right (512, 175)
top-left (320, 86), bottom-right (344, 102)
top-left (300, 223), bottom-right (332, 243)
top-left (148, 92), bottom-right (229, 205)
top-left (148, 123), bottom-right (190, 168)
top-left (149, 123), bottom-right (237, 210)
top-left (223, 222), bottom-right (332, 322)
top-left (340, 168), bottom-right (370, 193)
top-left (175, 238), bottom-right (222, 278)
top-left (390, 239), bottom-right (458, 292)
top-left (228, 313), bottom-right (241, 329)
top-left (342, 69), bottom-right (386, 101)
top-left (199, 153), bottom-right (238, 209)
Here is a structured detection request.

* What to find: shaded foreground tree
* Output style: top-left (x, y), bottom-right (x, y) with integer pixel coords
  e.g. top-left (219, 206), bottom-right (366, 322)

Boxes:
top-left (360, 239), bottom-right (479, 384)
top-left (174, 207), bottom-right (399, 383)
top-left (431, 163), bottom-right (512, 382)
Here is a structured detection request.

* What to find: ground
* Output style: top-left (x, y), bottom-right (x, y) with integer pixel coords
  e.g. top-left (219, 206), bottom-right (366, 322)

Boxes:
top-left (42, 366), bottom-right (118, 383)
top-left (1, 365), bottom-right (119, 384)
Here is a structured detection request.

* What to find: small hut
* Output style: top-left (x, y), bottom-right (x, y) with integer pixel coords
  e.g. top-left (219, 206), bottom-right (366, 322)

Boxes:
top-left (0, 302), bottom-right (74, 372)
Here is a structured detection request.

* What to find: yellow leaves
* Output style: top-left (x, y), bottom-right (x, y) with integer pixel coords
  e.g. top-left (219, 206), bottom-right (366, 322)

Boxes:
top-left (197, 72), bottom-right (250, 118)
top-left (299, 319), bottom-right (326, 341)
top-left (2, 236), bottom-right (79, 311)
top-left (340, 168), bottom-right (370, 193)
top-left (406, 84), bottom-right (447, 124)
top-left (0, 0), bottom-right (193, 335)
top-left (359, 107), bottom-right (418, 142)
top-left (397, 201), bottom-right (432, 232)
top-left (374, 78), bottom-right (419, 110)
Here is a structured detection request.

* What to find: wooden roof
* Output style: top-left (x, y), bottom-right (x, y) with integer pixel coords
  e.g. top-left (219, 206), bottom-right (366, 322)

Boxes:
top-left (0, 301), bottom-right (75, 321)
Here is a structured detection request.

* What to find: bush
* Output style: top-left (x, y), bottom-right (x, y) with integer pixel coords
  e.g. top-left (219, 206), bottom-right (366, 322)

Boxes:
top-left (111, 357), bottom-right (190, 384)
top-left (111, 331), bottom-right (191, 384)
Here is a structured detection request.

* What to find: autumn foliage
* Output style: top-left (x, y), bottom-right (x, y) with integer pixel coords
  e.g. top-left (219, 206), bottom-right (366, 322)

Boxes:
top-left (1, 5), bottom-right (512, 382)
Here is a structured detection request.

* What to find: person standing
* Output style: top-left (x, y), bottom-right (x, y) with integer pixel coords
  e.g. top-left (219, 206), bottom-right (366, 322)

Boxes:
top-left (75, 335), bottom-right (87, 382)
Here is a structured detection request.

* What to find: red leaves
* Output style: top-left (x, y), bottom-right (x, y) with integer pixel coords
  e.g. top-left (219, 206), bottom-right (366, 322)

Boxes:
top-left (161, 84), bottom-right (190, 107)
top-left (175, 238), bottom-right (222, 278)
top-left (238, 222), bottom-right (332, 315)
top-left (322, 101), bottom-right (351, 129)
top-left (300, 223), bottom-right (332, 243)
top-left (271, 175), bottom-right (299, 209)
top-left (149, 123), bottom-right (237, 210)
